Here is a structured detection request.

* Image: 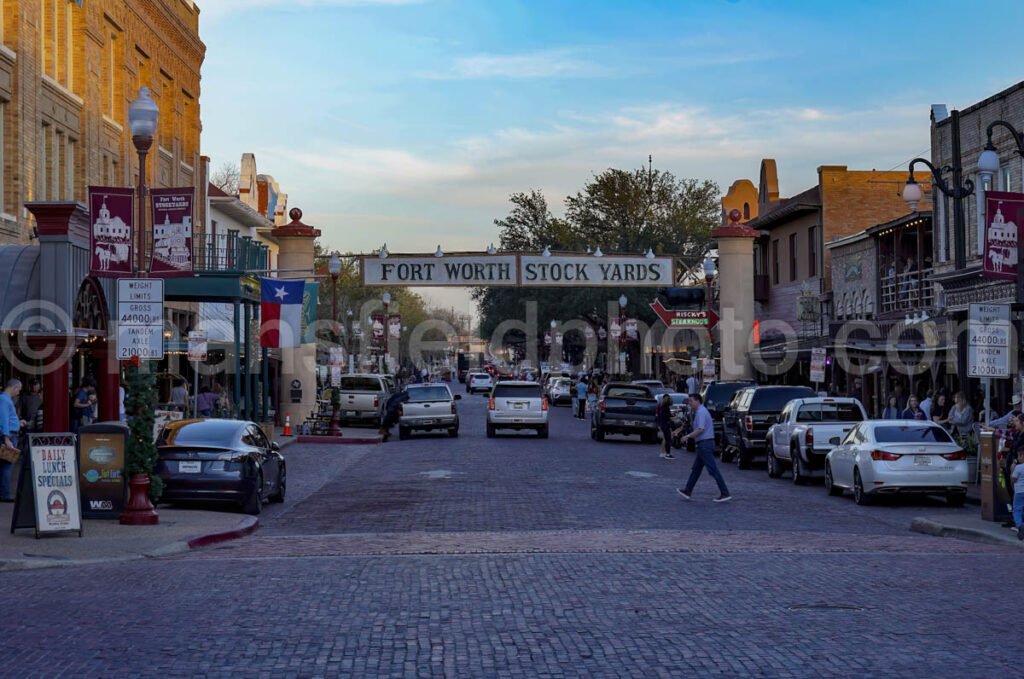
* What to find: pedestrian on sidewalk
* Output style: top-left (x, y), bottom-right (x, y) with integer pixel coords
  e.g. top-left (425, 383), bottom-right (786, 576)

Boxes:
top-left (1011, 441), bottom-right (1024, 541)
top-left (676, 393), bottom-right (731, 503)
top-left (0, 379), bottom-right (24, 502)
top-left (575, 379), bottom-right (587, 419)
top-left (657, 393), bottom-right (675, 460)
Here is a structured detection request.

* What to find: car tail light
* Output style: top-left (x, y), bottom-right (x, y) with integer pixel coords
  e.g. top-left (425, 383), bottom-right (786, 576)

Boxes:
top-left (488, 397), bottom-right (495, 410)
top-left (942, 450), bottom-right (967, 461)
top-left (451, 401), bottom-right (457, 414)
top-left (744, 416), bottom-right (753, 432)
top-left (600, 399), bottom-right (606, 413)
top-left (373, 397), bottom-right (379, 409)
top-left (542, 398), bottom-right (549, 411)
top-left (871, 450), bottom-right (901, 461)
top-left (805, 428), bottom-right (813, 447)
top-left (398, 405), bottom-right (404, 417)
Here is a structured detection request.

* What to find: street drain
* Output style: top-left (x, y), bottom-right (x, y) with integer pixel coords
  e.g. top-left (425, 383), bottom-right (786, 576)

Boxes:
top-left (787, 603), bottom-right (865, 612)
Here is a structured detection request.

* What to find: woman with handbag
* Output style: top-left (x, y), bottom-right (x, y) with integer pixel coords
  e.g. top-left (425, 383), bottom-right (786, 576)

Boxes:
top-left (0, 379), bottom-right (24, 502)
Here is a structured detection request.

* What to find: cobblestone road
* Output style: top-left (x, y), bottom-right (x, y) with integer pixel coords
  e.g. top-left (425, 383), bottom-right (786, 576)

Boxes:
top-left (1, 392), bottom-right (1021, 677)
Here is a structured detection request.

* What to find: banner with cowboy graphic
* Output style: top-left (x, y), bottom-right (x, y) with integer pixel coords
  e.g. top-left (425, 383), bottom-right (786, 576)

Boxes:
top-left (984, 191), bottom-right (1024, 281)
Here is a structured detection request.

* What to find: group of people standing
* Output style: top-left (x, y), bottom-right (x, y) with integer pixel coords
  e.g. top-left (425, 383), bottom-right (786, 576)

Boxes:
top-left (880, 387), bottom-right (979, 441)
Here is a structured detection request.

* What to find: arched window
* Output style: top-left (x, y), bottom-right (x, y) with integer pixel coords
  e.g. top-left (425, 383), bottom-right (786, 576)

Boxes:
top-left (864, 294), bottom-right (874, 315)
top-left (743, 202), bottom-right (750, 220)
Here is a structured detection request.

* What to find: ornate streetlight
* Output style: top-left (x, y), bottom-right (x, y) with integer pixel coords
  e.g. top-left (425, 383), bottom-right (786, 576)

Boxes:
top-left (128, 87), bottom-right (158, 274)
top-left (328, 253), bottom-right (342, 436)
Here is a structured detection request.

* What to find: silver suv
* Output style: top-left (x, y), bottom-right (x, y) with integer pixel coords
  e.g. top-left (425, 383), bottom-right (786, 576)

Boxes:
top-left (486, 381), bottom-right (549, 438)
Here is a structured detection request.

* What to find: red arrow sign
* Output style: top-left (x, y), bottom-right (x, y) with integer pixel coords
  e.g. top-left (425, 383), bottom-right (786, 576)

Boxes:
top-left (650, 299), bottom-right (718, 331)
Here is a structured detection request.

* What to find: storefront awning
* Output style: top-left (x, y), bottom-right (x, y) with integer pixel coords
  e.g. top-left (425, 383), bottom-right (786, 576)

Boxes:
top-left (0, 245), bottom-right (41, 331)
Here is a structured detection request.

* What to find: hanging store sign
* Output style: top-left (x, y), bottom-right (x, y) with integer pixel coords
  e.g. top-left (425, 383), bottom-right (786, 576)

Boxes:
top-left (89, 186), bottom-right (135, 278)
top-left (650, 300), bottom-right (719, 330)
top-left (968, 303), bottom-right (1011, 378)
top-left (983, 191), bottom-right (1023, 281)
top-left (149, 188), bottom-right (194, 276)
top-left (187, 330), bottom-right (208, 362)
top-left (116, 278), bottom-right (164, 361)
top-left (810, 347), bottom-right (827, 384)
top-left (361, 252), bottom-right (676, 287)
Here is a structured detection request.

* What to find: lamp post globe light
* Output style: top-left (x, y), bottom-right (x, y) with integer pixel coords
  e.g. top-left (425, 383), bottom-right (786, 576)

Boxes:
top-left (128, 87), bottom-right (158, 274)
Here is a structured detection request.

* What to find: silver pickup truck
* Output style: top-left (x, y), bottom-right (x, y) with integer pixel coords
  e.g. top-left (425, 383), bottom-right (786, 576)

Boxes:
top-left (336, 374), bottom-right (390, 427)
top-left (765, 397), bottom-right (866, 484)
top-left (399, 384), bottom-right (461, 439)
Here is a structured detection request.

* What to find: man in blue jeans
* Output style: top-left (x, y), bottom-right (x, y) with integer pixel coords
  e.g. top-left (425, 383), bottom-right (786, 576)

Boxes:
top-left (0, 378), bottom-right (24, 502)
top-left (676, 393), bottom-right (732, 503)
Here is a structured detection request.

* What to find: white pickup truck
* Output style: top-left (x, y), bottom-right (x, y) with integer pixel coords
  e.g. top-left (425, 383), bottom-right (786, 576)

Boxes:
top-left (765, 397), bottom-right (866, 485)
top-left (336, 374), bottom-right (390, 427)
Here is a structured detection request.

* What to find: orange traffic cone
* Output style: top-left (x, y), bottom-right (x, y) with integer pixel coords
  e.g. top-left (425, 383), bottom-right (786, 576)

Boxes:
top-left (283, 414), bottom-right (292, 437)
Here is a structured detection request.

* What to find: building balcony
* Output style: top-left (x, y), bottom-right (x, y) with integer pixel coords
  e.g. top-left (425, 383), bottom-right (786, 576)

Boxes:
top-left (754, 274), bottom-right (770, 303)
top-left (879, 267), bottom-right (935, 314)
top-left (193, 231), bottom-right (269, 275)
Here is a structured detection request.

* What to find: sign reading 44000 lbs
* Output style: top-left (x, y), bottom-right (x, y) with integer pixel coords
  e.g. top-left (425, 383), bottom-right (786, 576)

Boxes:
top-left (117, 278), bottom-right (164, 360)
top-left (362, 252), bottom-right (676, 287)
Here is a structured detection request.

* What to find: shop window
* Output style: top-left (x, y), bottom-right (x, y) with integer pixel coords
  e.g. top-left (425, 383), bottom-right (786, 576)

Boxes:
top-left (788, 233), bottom-right (797, 282)
top-left (808, 226), bottom-right (817, 278)
top-left (772, 239), bottom-right (779, 285)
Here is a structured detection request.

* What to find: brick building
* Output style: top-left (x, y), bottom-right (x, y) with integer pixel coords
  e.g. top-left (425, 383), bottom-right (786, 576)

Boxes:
top-left (0, 0), bottom-right (204, 243)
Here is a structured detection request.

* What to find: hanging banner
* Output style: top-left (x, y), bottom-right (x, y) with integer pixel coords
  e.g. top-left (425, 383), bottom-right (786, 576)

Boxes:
top-left (584, 325), bottom-right (595, 340)
top-left (89, 186), bottom-right (135, 277)
top-left (544, 332), bottom-right (552, 346)
top-left (983, 191), bottom-right (1024, 281)
top-left (624, 319), bottom-right (639, 341)
top-left (609, 319), bottom-right (621, 340)
top-left (598, 326), bottom-right (607, 341)
top-left (554, 332), bottom-right (563, 345)
top-left (149, 187), bottom-right (194, 276)
top-left (187, 330), bottom-right (208, 362)
top-left (352, 321), bottom-right (363, 339)
top-left (371, 314), bottom-right (385, 348)
top-left (388, 314), bottom-right (402, 339)
top-left (302, 282), bottom-right (319, 344)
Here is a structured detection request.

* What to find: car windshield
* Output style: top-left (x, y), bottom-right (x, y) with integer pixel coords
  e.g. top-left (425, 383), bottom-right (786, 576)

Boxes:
top-left (703, 383), bottom-right (752, 407)
top-left (553, 379), bottom-right (571, 387)
top-left (407, 387), bottom-right (451, 402)
top-left (669, 394), bottom-right (688, 405)
top-left (340, 377), bottom-right (383, 392)
top-left (494, 384), bottom-right (542, 398)
top-left (160, 421), bottom-right (240, 447)
top-left (471, 374), bottom-right (490, 381)
top-left (750, 387), bottom-right (816, 411)
top-left (874, 425), bottom-right (954, 444)
top-left (796, 403), bottom-right (863, 423)
top-left (606, 386), bottom-right (651, 399)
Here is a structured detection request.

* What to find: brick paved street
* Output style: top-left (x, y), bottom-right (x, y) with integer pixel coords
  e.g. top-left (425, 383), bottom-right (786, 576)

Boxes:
top-left (1, 394), bottom-right (1021, 677)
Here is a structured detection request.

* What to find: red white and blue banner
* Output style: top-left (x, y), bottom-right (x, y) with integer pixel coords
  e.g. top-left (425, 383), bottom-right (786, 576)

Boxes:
top-left (259, 278), bottom-right (305, 348)
top-left (149, 187), bottom-right (194, 276)
top-left (89, 186), bottom-right (135, 278)
top-left (984, 191), bottom-right (1023, 281)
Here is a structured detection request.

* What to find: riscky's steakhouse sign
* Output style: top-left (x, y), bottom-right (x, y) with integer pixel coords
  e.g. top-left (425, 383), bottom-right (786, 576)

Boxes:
top-left (362, 253), bottom-right (675, 288)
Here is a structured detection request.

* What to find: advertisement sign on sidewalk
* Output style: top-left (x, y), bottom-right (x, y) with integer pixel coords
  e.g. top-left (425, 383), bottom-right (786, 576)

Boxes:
top-left (77, 426), bottom-right (127, 519)
top-left (29, 437), bottom-right (82, 537)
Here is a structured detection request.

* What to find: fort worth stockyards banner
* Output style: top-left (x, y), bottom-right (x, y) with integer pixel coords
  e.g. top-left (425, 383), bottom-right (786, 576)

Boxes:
top-left (89, 186), bottom-right (135, 278)
top-left (149, 188), bottom-right (194, 276)
top-left (984, 191), bottom-right (1024, 281)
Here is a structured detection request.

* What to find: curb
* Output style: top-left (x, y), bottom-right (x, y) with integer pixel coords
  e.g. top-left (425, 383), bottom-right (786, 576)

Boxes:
top-left (276, 436), bottom-right (299, 450)
top-left (186, 515), bottom-right (259, 550)
top-left (910, 517), bottom-right (1022, 548)
top-left (297, 434), bottom-right (382, 445)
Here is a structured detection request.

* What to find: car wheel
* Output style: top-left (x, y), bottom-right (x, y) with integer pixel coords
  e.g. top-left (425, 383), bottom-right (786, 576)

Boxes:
top-left (767, 448), bottom-right (781, 478)
top-left (595, 426), bottom-right (606, 442)
top-left (538, 425), bottom-right (549, 439)
top-left (720, 446), bottom-right (734, 463)
top-left (791, 449), bottom-right (807, 485)
top-left (486, 423), bottom-right (496, 438)
top-left (946, 492), bottom-right (966, 508)
top-left (853, 468), bottom-right (871, 506)
top-left (736, 445), bottom-right (752, 469)
top-left (398, 427), bottom-right (410, 441)
top-left (269, 464), bottom-right (286, 503)
top-left (824, 463), bottom-right (842, 496)
top-left (243, 475), bottom-right (264, 515)
top-left (448, 427), bottom-right (459, 438)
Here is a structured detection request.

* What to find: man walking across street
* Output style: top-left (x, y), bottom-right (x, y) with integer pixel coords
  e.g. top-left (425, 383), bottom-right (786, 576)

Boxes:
top-left (676, 393), bottom-right (732, 503)
top-left (575, 379), bottom-right (588, 419)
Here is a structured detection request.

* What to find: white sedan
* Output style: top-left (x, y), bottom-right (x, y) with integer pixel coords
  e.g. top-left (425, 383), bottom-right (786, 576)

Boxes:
top-left (824, 420), bottom-right (969, 507)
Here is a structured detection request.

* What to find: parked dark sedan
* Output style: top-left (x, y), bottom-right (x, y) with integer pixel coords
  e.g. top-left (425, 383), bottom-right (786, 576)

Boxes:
top-left (155, 419), bottom-right (285, 515)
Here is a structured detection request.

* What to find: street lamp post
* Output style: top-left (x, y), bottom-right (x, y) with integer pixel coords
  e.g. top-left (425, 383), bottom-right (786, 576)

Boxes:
top-left (129, 87), bottom-right (159, 275)
top-left (346, 308), bottom-right (354, 373)
top-left (328, 253), bottom-right (342, 436)
top-left (902, 109), bottom-right (974, 272)
top-left (703, 256), bottom-right (717, 380)
top-left (618, 294), bottom-right (627, 376)
top-left (382, 292), bottom-right (391, 374)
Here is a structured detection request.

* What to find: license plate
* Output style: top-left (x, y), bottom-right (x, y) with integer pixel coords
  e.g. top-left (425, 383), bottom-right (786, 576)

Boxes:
top-left (345, 411), bottom-right (358, 417)
top-left (421, 419), bottom-right (436, 425)
top-left (625, 420), bottom-right (639, 426)
top-left (513, 402), bottom-right (525, 410)
top-left (178, 461), bottom-right (202, 474)
top-left (914, 455), bottom-right (931, 466)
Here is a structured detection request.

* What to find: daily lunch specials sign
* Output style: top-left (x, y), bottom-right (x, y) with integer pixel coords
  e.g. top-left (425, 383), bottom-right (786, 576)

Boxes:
top-left (31, 443), bottom-right (83, 535)
top-left (362, 253), bottom-right (676, 288)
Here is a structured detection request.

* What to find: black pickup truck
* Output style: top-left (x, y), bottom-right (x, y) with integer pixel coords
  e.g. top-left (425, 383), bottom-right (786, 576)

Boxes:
top-left (590, 383), bottom-right (659, 443)
top-left (721, 385), bottom-right (817, 468)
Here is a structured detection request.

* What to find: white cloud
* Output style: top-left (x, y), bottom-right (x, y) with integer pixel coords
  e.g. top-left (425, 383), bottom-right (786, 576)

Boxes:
top-left (422, 49), bottom-right (605, 80)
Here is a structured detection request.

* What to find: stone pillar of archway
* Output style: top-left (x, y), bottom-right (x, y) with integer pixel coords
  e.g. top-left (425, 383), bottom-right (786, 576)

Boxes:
top-left (712, 209), bottom-right (758, 381)
top-left (272, 208), bottom-right (321, 429)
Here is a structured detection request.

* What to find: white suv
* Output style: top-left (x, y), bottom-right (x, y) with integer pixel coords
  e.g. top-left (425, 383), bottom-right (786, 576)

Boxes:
top-left (486, 381), bottom-right (549, 438)
top-left (467, 372), bottom-right (494, 394)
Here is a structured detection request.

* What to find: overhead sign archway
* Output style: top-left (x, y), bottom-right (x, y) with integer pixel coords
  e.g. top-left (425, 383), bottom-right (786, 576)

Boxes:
top-left (361, 251), bottom-right (677, 288)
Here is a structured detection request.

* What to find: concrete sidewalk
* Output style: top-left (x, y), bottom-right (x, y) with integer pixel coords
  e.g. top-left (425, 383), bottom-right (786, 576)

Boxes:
top-left (0, 426), bottom-right (299, 572)
top-left (911, 513), bottom-right (1024, 548)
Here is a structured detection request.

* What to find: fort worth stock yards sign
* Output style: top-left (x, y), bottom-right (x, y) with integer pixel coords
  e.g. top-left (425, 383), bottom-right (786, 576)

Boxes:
top-left (361, 253), bottom-right (676, 287)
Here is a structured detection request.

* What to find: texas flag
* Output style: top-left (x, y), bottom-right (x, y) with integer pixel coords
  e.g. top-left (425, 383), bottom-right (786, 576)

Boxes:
top-left (260, 278), bottom-right (305, 348)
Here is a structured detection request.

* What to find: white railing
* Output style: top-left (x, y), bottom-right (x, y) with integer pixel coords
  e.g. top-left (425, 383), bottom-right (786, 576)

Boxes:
top-left (880, 267), bottom-right (934, 313)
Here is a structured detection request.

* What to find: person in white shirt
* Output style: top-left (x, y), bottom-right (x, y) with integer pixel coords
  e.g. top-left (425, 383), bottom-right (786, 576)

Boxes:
top-left (920, 390), bottom-right (933, 420)
top-left (686, 375), bottom-right (698, 395)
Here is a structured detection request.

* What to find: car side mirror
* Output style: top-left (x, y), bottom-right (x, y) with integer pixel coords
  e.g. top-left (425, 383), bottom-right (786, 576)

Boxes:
top-left (271, 442), bottom-right (280, 452)
top-left (829, 437), bottom-right (841, 446)
top-left (454, 394), bottom-right (462, 400)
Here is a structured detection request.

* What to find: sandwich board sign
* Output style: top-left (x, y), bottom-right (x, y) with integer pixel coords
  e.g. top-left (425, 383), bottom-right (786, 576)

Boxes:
top-left (10, 434), bottom-right (83, 538)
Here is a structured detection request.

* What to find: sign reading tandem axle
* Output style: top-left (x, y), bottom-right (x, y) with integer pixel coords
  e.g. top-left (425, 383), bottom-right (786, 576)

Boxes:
top-left (361, 252), bottom-right (676, 288)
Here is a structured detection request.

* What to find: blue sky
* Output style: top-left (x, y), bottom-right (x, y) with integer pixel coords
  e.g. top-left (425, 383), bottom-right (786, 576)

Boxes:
top-left (199, 0), bottom-right (1024, 311)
